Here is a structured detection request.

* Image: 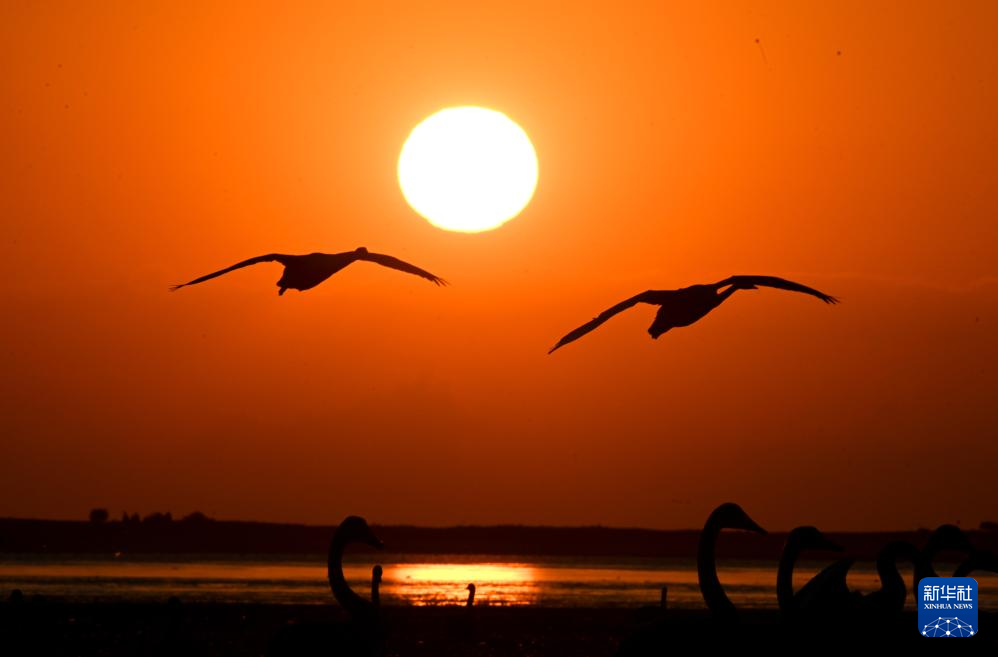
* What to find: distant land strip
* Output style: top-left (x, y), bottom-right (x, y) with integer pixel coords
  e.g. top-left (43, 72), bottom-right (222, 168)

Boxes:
top-left (2, 516), bottom-right (996, 559)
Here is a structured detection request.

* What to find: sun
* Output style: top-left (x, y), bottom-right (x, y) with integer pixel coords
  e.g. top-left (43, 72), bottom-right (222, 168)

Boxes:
top-left (398, 107), bottom-right (538, 233)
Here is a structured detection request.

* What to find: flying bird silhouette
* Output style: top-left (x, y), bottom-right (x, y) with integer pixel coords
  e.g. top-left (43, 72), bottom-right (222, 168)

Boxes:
top-left (171, 247), bottom-right (446, 295)
top-left (549, 275), bottom-right (837, 353)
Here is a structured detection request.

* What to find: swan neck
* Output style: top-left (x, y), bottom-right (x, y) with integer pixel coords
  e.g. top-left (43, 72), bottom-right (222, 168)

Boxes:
top-left (698, 520), bottom-right (734, 618)
top-left (777, 535), bottom-right (801, 613)
top-left (876, 546), bottom-right (904, 593)
top-left (913, 551), bottom-right (934, 593)
top-left (327, 533), bottom-right (372, 618)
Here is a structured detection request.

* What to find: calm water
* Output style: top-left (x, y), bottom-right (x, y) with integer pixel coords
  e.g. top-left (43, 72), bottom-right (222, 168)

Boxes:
top-left (1, 554), bottom-right (994, 609)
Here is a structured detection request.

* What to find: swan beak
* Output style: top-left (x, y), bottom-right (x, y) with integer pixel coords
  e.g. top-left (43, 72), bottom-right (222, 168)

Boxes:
top-left (744, 518), bottom-right (767, 535)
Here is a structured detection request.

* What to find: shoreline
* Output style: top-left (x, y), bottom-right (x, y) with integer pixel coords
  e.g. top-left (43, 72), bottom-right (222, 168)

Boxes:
top-left (2, 601), bottom-right (996, 655)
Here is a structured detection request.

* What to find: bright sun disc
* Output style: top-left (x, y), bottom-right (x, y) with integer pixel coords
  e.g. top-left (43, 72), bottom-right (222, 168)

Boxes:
top-left (398, 107), bottom-right (538, 233)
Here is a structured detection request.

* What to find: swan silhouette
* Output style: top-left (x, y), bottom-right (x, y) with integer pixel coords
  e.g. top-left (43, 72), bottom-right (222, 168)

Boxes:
top-left (548, 276), bottom-right (837, 353)
top-left (371, 565), bottom-right (383, 608)
top-left (791, 524), bottom-right (976, 622)
top-left (856, 541), bottom-right (927, 617)
top-left (792, 530), bottom-right (955, 621)
top-left (446, 583), bottom-right (479, 643)
top-left (697, 502), bottom-right (767, 620)
top-left (776, 526), bottom-right (847, 619)
top-left (170, 247), bottom-right (446, 295)
top-left (465, 583), bottom-right (476, 607)
top-left (267, 516), bottom-right (385, 657)
top-left (922, 524), bottom-right (974, 576)
top-left (617, 504), bottom-right (766, 656)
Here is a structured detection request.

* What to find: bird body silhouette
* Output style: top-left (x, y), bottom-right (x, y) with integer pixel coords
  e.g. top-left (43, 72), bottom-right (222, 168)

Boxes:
top-left (776, 526), bottom-right (848, 619)
top-left (549, 276), bottom-right (837, 353)
top-left (171, 248), bottom-right (446, 295)
top-left (858, 541), bottom-right (926, 617)
top-left (616, 503), bottom-right (767, 656)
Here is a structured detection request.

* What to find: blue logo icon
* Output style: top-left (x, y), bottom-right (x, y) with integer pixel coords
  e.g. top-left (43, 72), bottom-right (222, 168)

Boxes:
top-left (918, 577), bottom-right (977, 637)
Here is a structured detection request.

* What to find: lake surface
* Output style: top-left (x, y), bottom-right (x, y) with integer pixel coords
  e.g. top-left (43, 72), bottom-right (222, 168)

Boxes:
top-left (1, 554), bottom-right (994, 609)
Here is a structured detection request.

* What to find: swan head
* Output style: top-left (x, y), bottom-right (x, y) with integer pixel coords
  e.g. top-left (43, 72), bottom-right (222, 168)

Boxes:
top-left (466, 583), bottom-right (476, 592)
top-left (709, 502), bottom-right (767, 535)
top-left (788, 526), bottom-right (843, 553)
top-left (925, 524), bottom-right (973, 556)
top-left (354, 246), bottom-right (369, 255)
top-left (339, 515), bottom-right (384, 549)
top-left (372, 564), bottom-right (383, 584)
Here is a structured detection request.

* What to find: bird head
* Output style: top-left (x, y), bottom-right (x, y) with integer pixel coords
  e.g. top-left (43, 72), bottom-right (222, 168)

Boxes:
top-left (788, 526), bottom-right (843, 553)
top-left (925, 524), bottom-right (973, 557)
top-left (354, 247), bottom-right (369, 255)
top-left (372, 565), bottom-right (383, 583)
top-left (709, 502), bottom-right (767, 535)
top-left (338, 515), bottom-right (384, 550)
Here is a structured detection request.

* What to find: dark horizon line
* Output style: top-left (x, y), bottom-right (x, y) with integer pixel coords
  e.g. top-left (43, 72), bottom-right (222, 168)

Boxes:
top-left (3, 514), bottom-right (996, 535)
top-left (5, 515), bottom-right (997, 559)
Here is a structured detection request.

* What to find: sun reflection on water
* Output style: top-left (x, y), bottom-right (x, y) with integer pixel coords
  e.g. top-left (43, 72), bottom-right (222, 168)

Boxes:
top-left (386, 563), bottom-right (539, 606)
top-left (2, 557), bottom-right (994, 608)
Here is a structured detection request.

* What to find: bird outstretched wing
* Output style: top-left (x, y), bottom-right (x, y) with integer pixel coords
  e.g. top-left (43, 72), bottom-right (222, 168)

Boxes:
top-left (357, 251), bottom-right (448, 286)
top-left (170, 254), bottom-right (291, 290)
top-left (549, 290), bottom-right (660, 354)
top-left (717, 275), bottom-right (839, 304)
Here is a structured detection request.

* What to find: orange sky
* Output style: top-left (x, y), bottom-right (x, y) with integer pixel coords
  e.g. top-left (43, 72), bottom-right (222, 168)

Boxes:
top-left (2, 2), bottom-right (996, 531)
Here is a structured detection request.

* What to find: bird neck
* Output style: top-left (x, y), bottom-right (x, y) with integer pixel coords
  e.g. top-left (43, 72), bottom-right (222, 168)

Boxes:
top-left (776, 534), bottom-right (802, 614)
top-left (467, 588), bottom-right (475, 607)
top-left (697, 519), bottom-right (735, 619)
top-left (327, 533), bottom-right (374, 620)
top-left (875, 542), bottom-right (911, 611)
top-left (921, 528), bottom-right (968, 579)
top-left (914, 550), bottom-right (937, 589)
